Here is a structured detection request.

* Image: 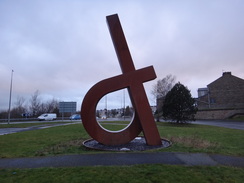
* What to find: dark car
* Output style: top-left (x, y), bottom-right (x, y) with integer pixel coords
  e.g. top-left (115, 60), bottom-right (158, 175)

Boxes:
top-left (69, 114), bottom-right (81, 120)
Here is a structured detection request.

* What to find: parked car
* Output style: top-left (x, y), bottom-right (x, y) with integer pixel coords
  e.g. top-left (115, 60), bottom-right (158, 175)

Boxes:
top-left (38, 113), bottom-right (57, 121)
top-left (69, 114), bottom-right (81, 120)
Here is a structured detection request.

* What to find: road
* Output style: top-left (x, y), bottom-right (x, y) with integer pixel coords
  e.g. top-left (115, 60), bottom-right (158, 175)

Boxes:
top-left (0, 121), bottom-right (80, 135)
top-left (0, 119), bottom-right (243, 136)
top-left (193, 120), bottom-right (244, 130)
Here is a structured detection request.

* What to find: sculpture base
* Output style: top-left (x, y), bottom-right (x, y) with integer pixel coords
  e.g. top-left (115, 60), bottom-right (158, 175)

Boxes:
top-left (83, 137), bottom-right (171, 151)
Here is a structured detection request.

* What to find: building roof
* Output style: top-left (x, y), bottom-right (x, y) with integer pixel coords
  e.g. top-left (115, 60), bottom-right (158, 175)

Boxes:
top-left (207, 72), bottom-right (244, 89)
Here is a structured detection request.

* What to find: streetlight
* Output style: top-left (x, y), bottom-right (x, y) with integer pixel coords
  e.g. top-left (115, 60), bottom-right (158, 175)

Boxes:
top-left (123, 89), bottom-right (125, 120)
top-left (8, 69), bottom-right (14, 124)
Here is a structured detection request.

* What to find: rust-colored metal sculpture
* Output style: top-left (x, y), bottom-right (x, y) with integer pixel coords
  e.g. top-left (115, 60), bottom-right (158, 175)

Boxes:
top-left (81, 14), bottom-right (162, 146)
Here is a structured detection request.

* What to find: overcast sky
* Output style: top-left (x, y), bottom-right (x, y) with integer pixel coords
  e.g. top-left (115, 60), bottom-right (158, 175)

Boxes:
top-left (1, 0), bottom-right (243, 111)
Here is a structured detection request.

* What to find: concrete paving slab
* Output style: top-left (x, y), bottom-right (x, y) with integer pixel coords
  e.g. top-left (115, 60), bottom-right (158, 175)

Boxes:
top-left (210, 154), bottom-right (244, 167)
top-left (175, 153), bottom-right (218, 166)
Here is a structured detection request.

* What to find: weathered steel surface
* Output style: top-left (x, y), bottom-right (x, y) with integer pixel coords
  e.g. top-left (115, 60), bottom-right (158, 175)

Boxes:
top-left (81, 14), bottom-right (162, 146)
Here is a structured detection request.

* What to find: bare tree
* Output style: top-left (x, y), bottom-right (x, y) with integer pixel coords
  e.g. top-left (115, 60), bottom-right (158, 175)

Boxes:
top-left (29, 90), bottom-right (41, 117)
top-left (46, 98), bottom-right (59, 113)
top-left (151, 74), bottom-right (176, 99)
top-left (151, 74), bottom-right (176, 121)
top-left (39, 98), bottom-right (59, 114)
top-left (39, 102), bottom-right (47, 114)
top-left (11, 96), bottom-right (26, 118)
top-left (15, 96), bottom-right (25, 108)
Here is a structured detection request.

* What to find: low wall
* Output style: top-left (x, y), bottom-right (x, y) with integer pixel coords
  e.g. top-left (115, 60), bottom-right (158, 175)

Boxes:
top-left (195, 109), bottom-right (244, 120)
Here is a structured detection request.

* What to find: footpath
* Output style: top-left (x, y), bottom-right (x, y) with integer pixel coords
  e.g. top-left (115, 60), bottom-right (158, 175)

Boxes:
top-left (0, 152), bottom-right (243, 169)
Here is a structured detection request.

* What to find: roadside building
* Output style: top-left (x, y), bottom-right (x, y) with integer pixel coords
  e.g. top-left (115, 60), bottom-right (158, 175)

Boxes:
top-left (196, 72), bottom-right (244, 119)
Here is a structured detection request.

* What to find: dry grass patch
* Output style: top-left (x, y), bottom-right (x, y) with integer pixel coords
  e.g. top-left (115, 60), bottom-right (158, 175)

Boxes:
top-left (170, 134), bottom-right (219, 149)
top-left (35, 138), bottom-right (86, 156)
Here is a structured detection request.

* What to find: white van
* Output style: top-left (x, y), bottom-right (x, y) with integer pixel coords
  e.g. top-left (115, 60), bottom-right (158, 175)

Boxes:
top-left (38, 113), bottom-right (57, 121)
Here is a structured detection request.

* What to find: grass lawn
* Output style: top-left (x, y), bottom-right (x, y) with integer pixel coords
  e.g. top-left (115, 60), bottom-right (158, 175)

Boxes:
top-left (156, 122), bottom-right (244, 155)
top-left (1, 164), bottom-right (243, 183)
top-left (0, 122), bottom-right (243, 158)
top-left (0, 122), bottom-right (243, 183)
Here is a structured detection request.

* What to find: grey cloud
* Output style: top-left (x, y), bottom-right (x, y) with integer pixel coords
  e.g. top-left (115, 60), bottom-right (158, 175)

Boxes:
top-left (0, 0), bottom-right (244, 110)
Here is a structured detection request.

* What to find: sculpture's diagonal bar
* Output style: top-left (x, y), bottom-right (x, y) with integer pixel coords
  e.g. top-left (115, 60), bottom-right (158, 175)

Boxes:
top-left (106, 14), bottom-right (162, 146)
top-left (106, 14), bottom-right (135, 73)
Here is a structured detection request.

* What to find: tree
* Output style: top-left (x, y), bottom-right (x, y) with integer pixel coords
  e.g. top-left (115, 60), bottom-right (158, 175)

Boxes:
top-left (151, 74), bottom-right (176, 121)
top-left (11, 96), bottom-right (26, 118)
top-left (124, 106), bottom-right (133, 117)
top-left (110, 109), bottom-right (117, 117)
top-left (151, 74), bottom-right (176, 99)
top-left (162, 82), bottom-right (197, 123)
top-left (39, 98), bottom-right (59, 114)
top-left (29, 90), bottom-right (41, 117)
top-left (45, 98), bottom-right (59, 113)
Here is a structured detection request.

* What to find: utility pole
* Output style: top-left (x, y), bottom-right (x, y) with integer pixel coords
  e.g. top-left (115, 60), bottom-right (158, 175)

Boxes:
top-left (123, 89), bottom-right (125, 120)
top-left (105, 95), bottom-right (107, 118)
top-left (8, 70), bottom-right (14, 124)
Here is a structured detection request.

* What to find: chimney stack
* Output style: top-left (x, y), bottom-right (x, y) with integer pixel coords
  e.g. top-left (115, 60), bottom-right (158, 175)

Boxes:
top-left (223, 72), bottom-right (231, 76)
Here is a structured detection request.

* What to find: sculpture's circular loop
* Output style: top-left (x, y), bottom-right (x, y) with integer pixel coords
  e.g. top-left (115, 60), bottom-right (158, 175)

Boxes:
top-left (81, 74), bottom-right (142, 145)
top-left (97, 112), bottom-right (135, 133)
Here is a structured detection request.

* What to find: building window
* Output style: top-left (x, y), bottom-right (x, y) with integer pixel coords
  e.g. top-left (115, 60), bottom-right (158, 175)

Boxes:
top-left (210, 98), bottom-right (216, 104)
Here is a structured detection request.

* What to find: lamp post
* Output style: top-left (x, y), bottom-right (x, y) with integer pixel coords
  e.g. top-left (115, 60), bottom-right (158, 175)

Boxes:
top-left (8, 70), bottom-right (14, 124)
top-left (123, 89), bottom-right (125, 120)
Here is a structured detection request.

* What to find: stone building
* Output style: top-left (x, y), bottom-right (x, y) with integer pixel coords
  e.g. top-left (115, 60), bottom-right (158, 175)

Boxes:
top-left (196, 72), bottom-right (244, 119)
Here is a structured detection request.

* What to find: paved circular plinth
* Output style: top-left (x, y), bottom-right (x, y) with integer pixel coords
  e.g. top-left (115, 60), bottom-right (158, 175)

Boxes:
top-left (83, 137), bottom-right (171, 151)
